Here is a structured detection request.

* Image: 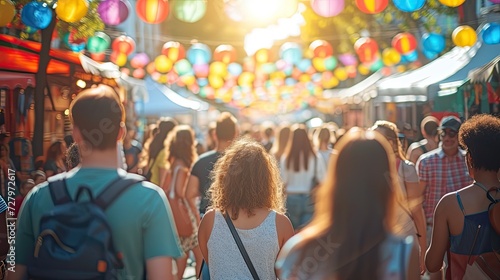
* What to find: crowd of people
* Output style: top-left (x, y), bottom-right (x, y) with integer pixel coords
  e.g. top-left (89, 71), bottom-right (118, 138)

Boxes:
top-left (7, 84), bottom-right (500, 280)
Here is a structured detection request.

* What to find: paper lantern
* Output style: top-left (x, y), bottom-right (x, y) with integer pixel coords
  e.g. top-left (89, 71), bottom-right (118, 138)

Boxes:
top-left (133, 68), bottom-right (146, 79)
top-left (87, 31), bottom-right (111, 53)
top-left (155, 55), bottom-right (173, 73)
top-left (56, 0), bottom-right (88, 23)
top-left (354, 37), bottom-right (379, 64)
top-left (255, 49), bottom-right (270, 64)
top-left (309, 40), bottom-right (334, 58)
top-left (334, 67), bottom-right (348, 81)
top-left (228, 63), bottom-right (243, 76)
top-left (193, 63), bottom-right (209, 78)
top-left (438, 0), bottom-right (465, 7)
top-left (312, 58), bottom-right (327, 72)
top-left (355, 0), bottom-right (388, 14)
top-left (338, 53), bottom-right (358, 66)
top-left (208, 75), bottom-right (224, 89)
top-left (130, 53), bottom-right (150, 68)
top-left (136, 0), bottom-right (169, 24)
top-left (402, 50), bottom-right (418, 62)
top-left (488, 0), bottom-right (500, 3)
top-left (98, 0), bottom-right (130, 26)
top-left (358, 64), bottom-right (370, 75)
top-left (382, 48), bottom-right (401, 66)
top-left (392, 33), bottom-right (417, 55)
top-left (162, 41), bottom-right (186, 62)
top-left (63, 32), bottom-right (86, 52)
top-left (297, 59), bottom-right (312, 72)
top-left (238, 72), bottom-right (255, 87)
top-left (91, 53), bottom-right (106, 62)
top-left (452, 25), bottom-right (477, 47)
top-left (214, 45), bottom-right (237, 64)
top-left (370, 59), bottom-right (384, 71)
top-left (311, 0), bottom-right (345, 17)
top-left (422, 33), bottom-right (445, 54)
top-left (209, 61), bottom-right (228, 77)
top-left (112, 35), bottom-right (135, 55)
top-left (423, 49), bottom-right (438, 60)
top-left (173, 0), bottom-right (206, 23)
top-left (111, 52), bottom-right (128, 67)
top-left (482, 23), bottom-right (500, 45)
top-left (187, 43), bottom-right (211, 65)
top-left (324, 56), bottom-right (338, 70)
top-left (21, 1), bottom-right (53, 30)
top-left (174, 59), bottom-right (192, 76)
top-left (393, 0), bottom-right (425, 12)
top-left (280, 42), bottom-right (302, 65)
top-left (0, 0), bottom-right (16, 27)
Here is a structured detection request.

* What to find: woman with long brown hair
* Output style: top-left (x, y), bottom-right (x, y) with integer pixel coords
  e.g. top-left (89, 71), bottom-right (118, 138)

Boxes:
top-left (280, 124), bottom-right (326, 229)
top-left (44, 140), bottom-right (67, 178)
top-left (198, 137), bottom-right (294, 279)
top-left (161, 125), bottom-right (201, 279)
top-left (276, 129), bottom-right (419, 280)
top-left (270, 124), bottom-right (291, 164)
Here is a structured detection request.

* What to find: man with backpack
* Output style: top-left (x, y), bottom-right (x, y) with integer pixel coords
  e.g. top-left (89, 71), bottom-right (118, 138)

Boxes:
top-left (12, 85), bottom-right (183, 280)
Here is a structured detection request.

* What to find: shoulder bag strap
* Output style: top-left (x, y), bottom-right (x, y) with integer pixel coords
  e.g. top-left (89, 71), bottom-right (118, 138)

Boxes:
top-left (48, 178), bottom-right (71, 205)
top-left (169, 166), bottom-right (183, 199)
top-left (95, 174), bottom-right (144, 210)
top-left (223, 213), bottom-right (260, 280)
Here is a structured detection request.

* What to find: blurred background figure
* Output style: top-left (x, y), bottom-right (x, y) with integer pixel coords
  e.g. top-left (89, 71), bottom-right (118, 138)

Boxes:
top-left (280, 124), bottom-right (326, 230)
top-left (314, 125), bottom-right (334, 167)
top-left (261, 121), bottom-right (275, 153)
top-left (406, 116), bottom-right (439, 164)
top-left (43, 140), bottom-right (67, 178)
top-left (123, 127), bottom-right (142, 174)
top-left (270, 124), bottom-right (290, 165)
top-left (276, 128), bottom-right (419, 280)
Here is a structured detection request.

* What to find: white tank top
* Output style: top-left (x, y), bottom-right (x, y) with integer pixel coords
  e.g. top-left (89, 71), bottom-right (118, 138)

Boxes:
top-left (207, 210), bottom-right (280, 279)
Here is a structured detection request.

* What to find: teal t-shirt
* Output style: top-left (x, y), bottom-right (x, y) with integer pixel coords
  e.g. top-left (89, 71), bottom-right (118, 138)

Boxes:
top-left (16, 167), bottom-right (183, 280)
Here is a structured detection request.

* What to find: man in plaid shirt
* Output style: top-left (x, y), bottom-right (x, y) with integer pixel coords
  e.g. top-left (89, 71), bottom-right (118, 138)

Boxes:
top-left (416, 116), bottom-right (473, 279)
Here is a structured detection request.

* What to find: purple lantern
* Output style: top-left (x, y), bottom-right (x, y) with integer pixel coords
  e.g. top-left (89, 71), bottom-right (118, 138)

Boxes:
top-left (21, 1), bottom-right (53, 30)
top-left (338, 53), bottom-right (358, 66)
top-left (311, 0), bottom-right (345, 17)
top-left (488, 0), bottom-right (500, 3)
top-left (98, 0), bottom-right (130, 26)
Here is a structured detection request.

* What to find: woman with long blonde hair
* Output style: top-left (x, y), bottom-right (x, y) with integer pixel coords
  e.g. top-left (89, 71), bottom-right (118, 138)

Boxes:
top-left (276, 129), bottom-right (419, 280)
top-left (198, 137), bottom-right (294, 279)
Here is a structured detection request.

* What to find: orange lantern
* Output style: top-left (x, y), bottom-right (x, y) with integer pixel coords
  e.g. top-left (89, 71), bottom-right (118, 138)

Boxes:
top-left (136, 0), bottom-right (169, 24)
top-left (214, 45), bottom-right (237, 64)
top-left (355, 0), bottom-right (388, 14)
top-left (161, 41), bottom-right (186, 62)
top-left (391, 32), bottom-right (417, 55)
top-left (0, 0), bottom-right (16, 27)
top-left (111, 35), bottom-right (135, 55)
top-left (354, 37), bottom-right (379, 64)
top-left (309, 40), bottom-right (333, 58)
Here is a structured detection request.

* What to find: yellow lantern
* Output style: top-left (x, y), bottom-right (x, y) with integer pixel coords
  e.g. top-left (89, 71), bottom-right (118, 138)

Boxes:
top-left (334, 67), bottom-right (348, 81)
top-left (322, 76), bottom-right (339, 89)
top-left (0, 0), bottom-right (16, 27)
top-left (312, 57), bottom-right (327, 72)
top-left (56, 0), bottom-right (89, 23)
top-left (382, 48), bottom-right (401, 66)
top-left (209, 61), bottom-right (228, 77)
top-left (358, 64), bottom-right (370, 75)
top-left (438, 0), bottom-right (465, 7)
top-left (208, 75), bottom-right (224, 89)
top-left (452, 26), bottom-right (477, 47)
top-left (181, 75), bottom-right (196, 86)
top-left (155, 55), bottom-right (173, 73)
top-left (299, 74), bottom-right (311, 83)
top-left (238, 72), bottom-right (255, 87)
top-left (111, 52), bottom-right (128, 67)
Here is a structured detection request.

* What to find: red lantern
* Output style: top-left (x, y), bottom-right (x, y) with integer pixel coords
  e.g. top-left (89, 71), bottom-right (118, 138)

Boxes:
top-left (213, 45), bottom-right (237, 64)
top-left (355, 0), bottom-right (388, 14)
top-left (392, 32), bottom-right (417, 55)
top-left (111, 35), bottom-right (135, 55)
top-left (354, 37), bottom-right (379, 64)
top-left (161, 41), bottom-right (186, 62)
top-left (136, 0), bottom-right (169, 24)
top-left (309, 40), bottom-right (333, 58)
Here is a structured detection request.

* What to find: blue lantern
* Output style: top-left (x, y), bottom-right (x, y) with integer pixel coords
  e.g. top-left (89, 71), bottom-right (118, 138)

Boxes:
top-left (21, 1), bottom-right (53, 30)
top-left (285, 77), bottom-right (297, 86)
top-left (482, 23), bottom-right (500, 45)
top-left (227, 62), bottom-right (243, 76)
top-left (393, 0), bottom-right (425, 12)
top-left (422, 33), bottom-right (446, 54)
top-left (297, 59), bottom-right (312, 72)
top-left (63, 33), bottom-right (86, 52)
top-left (197, 78), bottom-right (208, 87)
top-left (402, 50), bottom-right (418, 62)
top-left (423, 49), bottom-right (438, 60)
top-left (370, 59), bottom-right (384, 72)
top-left (280, 42), bottom-right (303, 65)
top-left (187, 43), bottom-right (211, 65)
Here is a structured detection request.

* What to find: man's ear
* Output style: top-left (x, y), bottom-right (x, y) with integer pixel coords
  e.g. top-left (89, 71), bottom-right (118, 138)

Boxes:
top-left (73, 126), bottom-right (83, 144)
top-left (117, 122), bottom-right (126, 142)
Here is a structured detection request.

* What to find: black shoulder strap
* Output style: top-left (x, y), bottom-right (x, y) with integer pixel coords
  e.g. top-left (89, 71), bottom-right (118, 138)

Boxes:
top-left (419, 144), bottom-right (428, 153)
top-left (223, 213), bottom-right (260, 280)
top-left (48, 179), bottom-right (72, 205)
top-left (95, 174), bottom-right (145, 210)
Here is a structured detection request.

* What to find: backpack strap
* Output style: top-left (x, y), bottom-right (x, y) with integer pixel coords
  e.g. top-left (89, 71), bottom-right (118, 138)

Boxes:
top-left (95, 174), bottom-right (145, 211)
top-left (48, 179), bottom-right (72, 206)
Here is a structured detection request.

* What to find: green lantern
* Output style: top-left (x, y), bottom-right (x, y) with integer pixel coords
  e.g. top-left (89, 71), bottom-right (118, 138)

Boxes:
top-left (173, 0), bottom-right (206, 23)
top-left (87, 32), bottom-right (111, 54)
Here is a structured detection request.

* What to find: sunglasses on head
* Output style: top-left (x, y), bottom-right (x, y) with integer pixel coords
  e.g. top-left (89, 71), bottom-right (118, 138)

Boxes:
top-left (439, 130), bottom-right (457, 138)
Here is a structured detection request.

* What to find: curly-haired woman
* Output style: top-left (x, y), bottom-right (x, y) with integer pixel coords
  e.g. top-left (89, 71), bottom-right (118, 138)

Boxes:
top-left (198, 137), bottom-right (294, 279)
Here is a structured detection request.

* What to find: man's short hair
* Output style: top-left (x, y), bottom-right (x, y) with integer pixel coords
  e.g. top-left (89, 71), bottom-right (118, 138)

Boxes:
top-left (421, 116), bottom-right (439, 137)
top-left (70, 85), bottom-right (125, 150)
top-left (215, 112), bottom-right (237, 141)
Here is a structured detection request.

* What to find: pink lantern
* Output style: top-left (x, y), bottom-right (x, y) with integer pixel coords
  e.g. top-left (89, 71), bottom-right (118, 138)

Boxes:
top-left (311, 0), bottom-right (345, 17)
top-left (98, 0), bottom-right (130, 26)
top-left (130, 53), bottom-right (150, 68)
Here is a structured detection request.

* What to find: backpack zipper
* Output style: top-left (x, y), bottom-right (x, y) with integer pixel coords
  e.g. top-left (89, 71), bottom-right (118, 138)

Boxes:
top-left (34, 229), bottom-right (76, 258)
